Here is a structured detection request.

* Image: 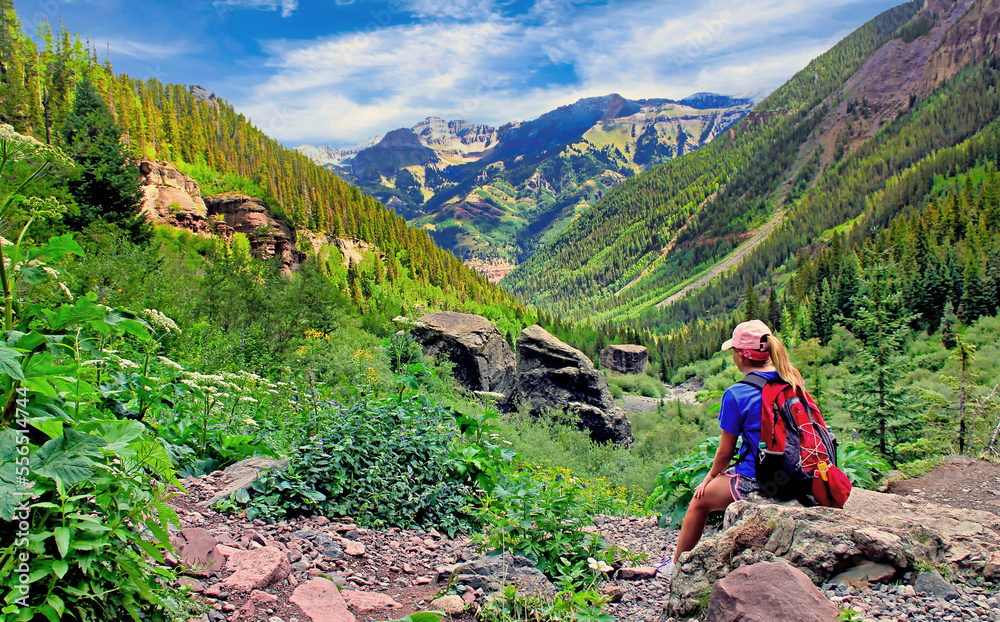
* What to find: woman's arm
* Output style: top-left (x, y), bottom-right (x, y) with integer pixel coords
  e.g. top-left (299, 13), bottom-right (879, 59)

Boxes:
top-left (693, 431), bottom-right (738, 499)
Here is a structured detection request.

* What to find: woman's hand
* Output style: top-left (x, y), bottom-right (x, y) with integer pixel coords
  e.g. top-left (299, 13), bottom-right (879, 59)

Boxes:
top-left (694, 472), bottom-right (717, 499)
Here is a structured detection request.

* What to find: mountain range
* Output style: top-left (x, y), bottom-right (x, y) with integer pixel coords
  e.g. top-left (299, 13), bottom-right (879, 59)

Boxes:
top-left (298, 93), bottom-right (754, 280)
top-left (502, 0), bottom-right (1000, 337)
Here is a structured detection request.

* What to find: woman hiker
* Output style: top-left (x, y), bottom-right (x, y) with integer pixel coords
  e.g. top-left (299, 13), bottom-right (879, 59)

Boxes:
top-left (657, 319), bottom-right (808, 576)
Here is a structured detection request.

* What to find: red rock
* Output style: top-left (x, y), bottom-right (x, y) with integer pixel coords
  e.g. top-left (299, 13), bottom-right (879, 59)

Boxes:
top-left (204, 584), bottom-right (224, 598)
top-left (340, 538), bottom-right (365, 556)
top-left (706, 561), bottom-right (839, 622)
top-left (170, 527), bottom-right (225, 576)
top-left (402, 564), bottom-right (415, 574)
top-left (216, 544), bottom-right (243, 559)
top-left (617, 566), bottom-right (657, 580)
top-left (250, 590), bottom-right (278, 604)
top-left (341, 590), bottom-right (402, 612)
top-left (177, 577), bottom-right (205, 593)
top-left (290, 578), bottom-right (356, 622)
top-left (219, 547), bottom-right (291, 593)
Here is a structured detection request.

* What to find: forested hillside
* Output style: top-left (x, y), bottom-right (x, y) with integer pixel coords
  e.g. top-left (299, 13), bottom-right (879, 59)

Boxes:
top-left (502, 0), bottom-right (926, 320)
top-left (0, 4), bottom-right (523, 315)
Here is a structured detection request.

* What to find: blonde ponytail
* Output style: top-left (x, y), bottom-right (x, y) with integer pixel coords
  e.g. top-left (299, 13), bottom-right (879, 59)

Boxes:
top-left (766, 334), bottom-right (805, 392)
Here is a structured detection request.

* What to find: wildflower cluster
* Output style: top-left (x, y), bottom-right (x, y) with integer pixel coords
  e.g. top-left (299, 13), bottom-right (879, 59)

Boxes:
top-left (142, 308), bottom-right (182, 335)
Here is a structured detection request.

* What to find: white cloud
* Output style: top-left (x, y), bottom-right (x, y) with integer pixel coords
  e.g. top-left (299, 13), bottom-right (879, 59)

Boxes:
top-left (101, 38), bottom-right (195, 60)
top-left (399, 0), bottom-right (499, 21)
top-left (236, 0), bottom-right (899, 144)
top-left (213, 0), bottom-right (298, 18)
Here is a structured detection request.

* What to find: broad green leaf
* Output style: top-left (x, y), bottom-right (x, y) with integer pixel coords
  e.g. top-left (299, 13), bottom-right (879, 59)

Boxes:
top-left (51, 560), bottom-right (69, 579)
top-left (100, 421), bottom-right (145, 452)
top-left (37, 604), bottom-right (59, 622)
top-left (31, 417), bottom-right (64, 439)
top-left (53, 526), bottom-right (69, 558)
top-left (27, 234), bottom-right (84, 262)
top-left (18, 265), bottom-right (50, 286)
top-left (0, 344), bottom-right (24, 380)
top-left (31, 432), bottom-right (102, 488)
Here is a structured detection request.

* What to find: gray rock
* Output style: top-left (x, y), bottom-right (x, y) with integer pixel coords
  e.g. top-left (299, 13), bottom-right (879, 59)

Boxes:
top-left (516, 325), bottom-right (633, 445)
top-left (915, 570), bottom-right (960, 600)
top-left (664, 488), bottom-right (1000, 618)
top-left (412, 312), bottom-right (516, 401)
top-left (449, 552), bottom-right (556, 601)
top-left (199, 456), bottom-right (289, 508)
top-left (830, 561), bottom-right (897, 587)
top-left (600, 344), bottom-right (648, 375)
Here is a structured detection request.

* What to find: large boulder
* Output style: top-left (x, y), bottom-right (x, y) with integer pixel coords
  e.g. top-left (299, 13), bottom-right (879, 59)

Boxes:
top-left (599, 344), bottom-right (648, 375)
top-left (665, 487), bottom-right (1000, 617)
top-left (706, 560), bottom-right (839, 622)
top-left (516, 325), bottom-right (633, 445)
top-left (411, 312), bottom-right (516, 400)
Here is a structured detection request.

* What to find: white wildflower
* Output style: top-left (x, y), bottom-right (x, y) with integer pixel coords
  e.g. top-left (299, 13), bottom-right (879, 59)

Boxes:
top-left (58, 282), bottom-right (73, 300)
top-left (110, 355), bottom-right (140, 370)
top-left (141, 308), bottom-right (182, 335)
top-left (157, 356), bottom-right (183, 371)
top-left (243, 418), bottom-right (259, 427)
top-left (239, 396), bottom-right (258, 403)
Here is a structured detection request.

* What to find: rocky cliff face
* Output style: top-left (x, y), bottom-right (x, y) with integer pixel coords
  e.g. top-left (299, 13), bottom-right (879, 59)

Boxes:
top-left (137, 160), bottom-right (215, 236)
top-left (137, 161), bottom-right (384, 273)
top-left (203, 194), bottom-right (303, 271)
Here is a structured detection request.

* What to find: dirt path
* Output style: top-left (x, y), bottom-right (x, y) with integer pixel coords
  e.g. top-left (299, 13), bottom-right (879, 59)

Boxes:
top-left (885, 455), bottom-right (1000, 516)
top-left (656, 207), bottom-right (786, 310)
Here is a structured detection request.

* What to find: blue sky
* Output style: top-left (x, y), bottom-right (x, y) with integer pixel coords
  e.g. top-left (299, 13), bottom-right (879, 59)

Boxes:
top-left (20, 0), bottom-right (903, 146)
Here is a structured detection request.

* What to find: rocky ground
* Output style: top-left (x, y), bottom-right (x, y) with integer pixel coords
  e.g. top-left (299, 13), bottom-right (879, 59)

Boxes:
top-left (172, 456), bottom-right (1000, 622)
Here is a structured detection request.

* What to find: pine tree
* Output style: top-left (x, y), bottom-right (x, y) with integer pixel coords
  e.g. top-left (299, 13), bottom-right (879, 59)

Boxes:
top-left (61, 78), bottom-right (149, 242)
top-left (766, 286), bottom-right (781, 331)
top-left (841, 250), bottom-right (921, 462)
top-left (743, 280), bottom-right (760, 322)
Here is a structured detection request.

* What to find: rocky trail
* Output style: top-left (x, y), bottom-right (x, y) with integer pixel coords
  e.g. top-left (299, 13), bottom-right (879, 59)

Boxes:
top-left (656, 208), bottom-right (786, 310)
top-left (172, 456), bottom-right (1000, 622)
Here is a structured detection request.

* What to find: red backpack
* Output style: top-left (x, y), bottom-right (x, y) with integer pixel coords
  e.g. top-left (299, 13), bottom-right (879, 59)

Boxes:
top-left (739, 374), bottom-right (852, 508)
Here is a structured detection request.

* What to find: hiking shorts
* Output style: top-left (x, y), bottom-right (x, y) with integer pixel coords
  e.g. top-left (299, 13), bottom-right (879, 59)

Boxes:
top-left (725, 468), bottom-right (765, 503)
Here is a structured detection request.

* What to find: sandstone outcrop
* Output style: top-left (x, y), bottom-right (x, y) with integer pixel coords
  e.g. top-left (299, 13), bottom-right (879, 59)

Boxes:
top-left (599, 344), bottom-right (648, 375)
top-left (411, 312), bottom-right (516, 400)
top-left (665, 487), bottom-right (1000, 617)
top-left (137, 160), bottom-right (216, 236)
top-left (517, 325), bottom-right (633, 445)
top-left (205, 193), bottom-right (303, 271)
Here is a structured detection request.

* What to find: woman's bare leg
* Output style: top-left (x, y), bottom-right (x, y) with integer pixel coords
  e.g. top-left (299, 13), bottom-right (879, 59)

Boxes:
top-left (672, 476), bottom-right (736, 563)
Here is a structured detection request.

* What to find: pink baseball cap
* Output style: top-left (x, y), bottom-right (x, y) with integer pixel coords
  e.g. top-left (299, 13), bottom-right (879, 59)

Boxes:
top-left (721, 320), bottom-right (772, 361)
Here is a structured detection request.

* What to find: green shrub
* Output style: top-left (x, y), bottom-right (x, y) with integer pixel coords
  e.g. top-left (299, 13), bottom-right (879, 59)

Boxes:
top-left (221, 395), bottom-right (473, 535)
top-left (607, 373), bottom-right (664, 398)
top-left (837, 438), bottom-right (891, 490)
top-left (475, 467), bottom-right (608, 581)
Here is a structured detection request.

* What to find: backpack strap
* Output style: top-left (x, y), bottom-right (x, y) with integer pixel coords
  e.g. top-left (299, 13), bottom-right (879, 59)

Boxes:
top-left (738, 373), bottom-right (768, 391)
top-left (731, 373), bottom-right (772, 466)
